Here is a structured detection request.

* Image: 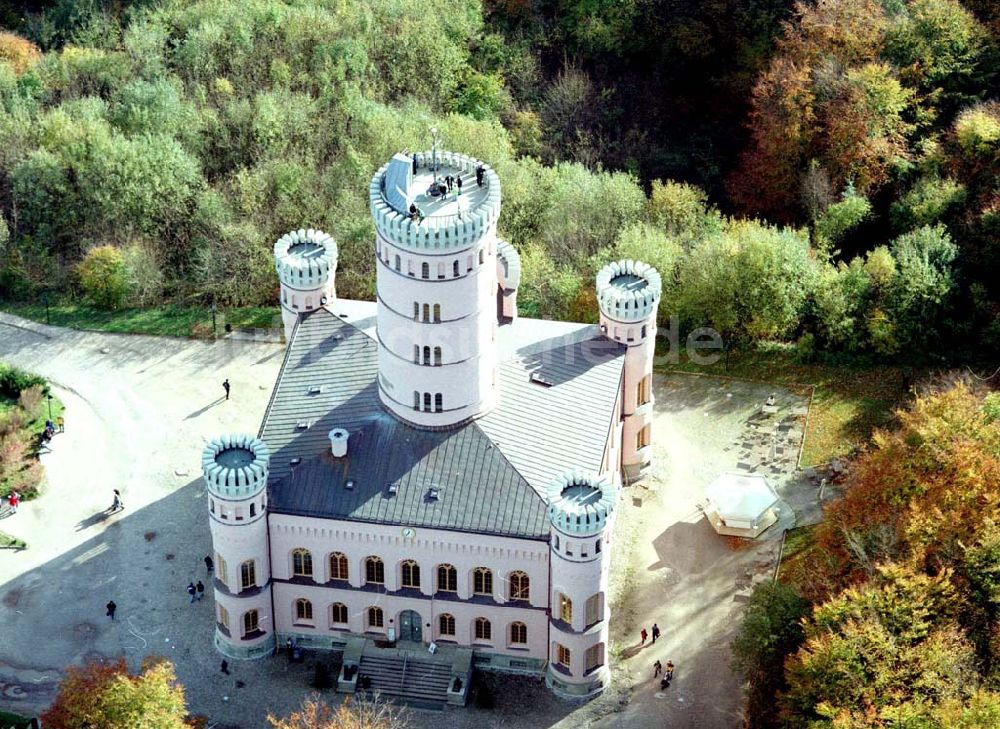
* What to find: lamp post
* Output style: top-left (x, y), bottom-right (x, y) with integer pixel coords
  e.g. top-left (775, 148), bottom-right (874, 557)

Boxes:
top-left (429, 126), bottom-right (440, 175)
top-left (46, 393), bottom-right (52, 421)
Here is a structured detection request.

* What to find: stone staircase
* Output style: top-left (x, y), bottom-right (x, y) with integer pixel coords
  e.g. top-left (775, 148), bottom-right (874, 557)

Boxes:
top-left (357, 653), bottom-right (454, 710)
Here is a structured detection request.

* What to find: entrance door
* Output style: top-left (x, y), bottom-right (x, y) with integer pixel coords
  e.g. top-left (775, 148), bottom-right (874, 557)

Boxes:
top-left (399, 610), bottom-right (422, 642)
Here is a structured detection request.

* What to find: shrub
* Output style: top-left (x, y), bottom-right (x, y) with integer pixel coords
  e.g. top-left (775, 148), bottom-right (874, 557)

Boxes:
top-left (0, 32), bottom-right (40, 75)
top-left (0, 363), bottom-right (46, 399)
top-left (16, 385), bottom-right (43, 417)
top-left (77, 245), bottom-right (129, 309)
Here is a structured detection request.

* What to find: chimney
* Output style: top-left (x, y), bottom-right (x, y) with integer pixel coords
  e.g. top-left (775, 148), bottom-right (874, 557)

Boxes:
top-left (328, 428), bottom-right (349, 457)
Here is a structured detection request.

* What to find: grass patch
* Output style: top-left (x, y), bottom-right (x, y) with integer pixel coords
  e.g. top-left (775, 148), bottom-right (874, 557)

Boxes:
top-left (661, 343), bottom-right (917, 466)
top-left (0, 531), bottom-right (27, 549)
top-left (1, 301), bottom-right (280, 338)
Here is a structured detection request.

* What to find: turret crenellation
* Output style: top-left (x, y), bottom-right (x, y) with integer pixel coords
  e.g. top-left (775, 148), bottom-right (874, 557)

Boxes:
top-left (546, 471), bottom-right (617, 537)
top-left (202, 433), bottom-right (270, 500)
top-left (596, 259), bottom-right (661, 324)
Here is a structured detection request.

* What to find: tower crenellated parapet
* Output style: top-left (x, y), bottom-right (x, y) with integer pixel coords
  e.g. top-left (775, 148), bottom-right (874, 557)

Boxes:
top-left (545, 471), bottom-right (617, 699)
top-left (596, 259), bottom-right (661, 479)
top-left (203, 433), bottom-right (275, 661)
top-left (496, 239), bottom-right (520, 323)
top-left (371, 149), bottom-right (502, 428)
top-left (273, 228), bottom-right (338, 342)
top-left (369, 151), bottom-right (501, 254)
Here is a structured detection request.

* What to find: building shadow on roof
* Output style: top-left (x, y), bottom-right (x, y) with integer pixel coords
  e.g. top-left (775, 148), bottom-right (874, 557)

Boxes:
top-left (516, 336), bottom-right (625, 387)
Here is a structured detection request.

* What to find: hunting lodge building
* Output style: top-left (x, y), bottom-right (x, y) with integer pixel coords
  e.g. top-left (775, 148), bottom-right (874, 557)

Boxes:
top-left (202, 149), bottom-right (661, 702)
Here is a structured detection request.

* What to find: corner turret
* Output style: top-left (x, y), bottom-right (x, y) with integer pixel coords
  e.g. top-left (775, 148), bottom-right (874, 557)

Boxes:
top-left (204, 434), bottom-right (275, 660)
top-left (274, 229), bottom-right (338, 342)
top-left (545, 471), bottom-right (618, 698)
top-left (597, 260), bottom-right (661, 478)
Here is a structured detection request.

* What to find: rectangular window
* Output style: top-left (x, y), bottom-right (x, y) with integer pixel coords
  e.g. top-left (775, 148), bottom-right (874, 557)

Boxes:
top-left (637, 376), bottom-right (650, 406)
top-left (217, 554), bottom-right (228, 584)
top-left (585, 644), bottom-right (603, 671)
top-left (585, 594), bottom-right (601, 626)
top-left (218, 604), bottom-right (229, 630)
top-left (636, 425), bottom-right (650, 450)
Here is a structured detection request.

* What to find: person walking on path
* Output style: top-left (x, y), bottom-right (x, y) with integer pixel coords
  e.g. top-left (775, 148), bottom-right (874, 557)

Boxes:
top-left (8, 491), bottom-right (19, 514)
top-left (666, 660), bottom-right (675, 681)
top-left (187, 582), bottom-right (197, 604)
top-left (106, 600), bottom-right (116, 620)
top-left (196, 580), bottom-right (205, 601)
top-left (640, 627), bottom-right (648, 645)
top-left (223, 379), bottom-right (230, 401)
top-left (456, 175), bottom-right (463, 195)
top-left (204, 555), bottom-right (214, 574)
top-left (56, 416), bottom-right (65, 433)
top-left (220, 660), bottom-right (230, 675)
top-left (652, 623), bottom-right (661, 643)
top-left (111, 489), bottom-right (123, 512)
top-left (653, 660), bottom-right (662, 678)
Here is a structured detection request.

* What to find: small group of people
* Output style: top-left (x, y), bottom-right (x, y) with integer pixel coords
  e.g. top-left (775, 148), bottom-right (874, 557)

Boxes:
top-left (653, 659), bottom-right (676, 689)
top-left (41, 416), bottom-right (64, 443)
top-left (408, 203), bottom-right (425, 223)
top-left (640, 623), bottom-right (661, 645)
top-left (428, 173), bottom-right (463, 199)
top-left (187, 580), bottom-right (206, 603)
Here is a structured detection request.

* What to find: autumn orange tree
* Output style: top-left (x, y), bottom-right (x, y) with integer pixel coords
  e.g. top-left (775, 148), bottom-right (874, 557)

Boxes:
top-left (41, 657), bottom-right (192, 729)
top-left (268, 694), bottom-right (409, 729)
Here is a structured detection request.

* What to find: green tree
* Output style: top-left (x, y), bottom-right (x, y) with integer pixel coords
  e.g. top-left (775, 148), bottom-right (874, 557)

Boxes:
top-left (77, 245), bottom-right (128, 309)
top-left (731, 581), bottom-right (809, 727)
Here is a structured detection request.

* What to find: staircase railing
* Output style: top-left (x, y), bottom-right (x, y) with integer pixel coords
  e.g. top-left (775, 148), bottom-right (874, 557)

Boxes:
top-left (400, 654), bottom-right (408, 692)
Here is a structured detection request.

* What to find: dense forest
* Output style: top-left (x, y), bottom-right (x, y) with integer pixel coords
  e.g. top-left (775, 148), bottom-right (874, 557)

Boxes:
top-left (0, 0), bottom-right (997, 362)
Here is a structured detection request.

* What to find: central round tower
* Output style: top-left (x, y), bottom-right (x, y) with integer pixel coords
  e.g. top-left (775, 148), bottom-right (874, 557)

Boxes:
top-left (369, 150), bottom-right (501, 427)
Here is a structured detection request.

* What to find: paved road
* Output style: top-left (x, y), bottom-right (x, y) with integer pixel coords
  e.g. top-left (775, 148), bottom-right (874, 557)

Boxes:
top-left (0, 314), bottom-right (291, 723)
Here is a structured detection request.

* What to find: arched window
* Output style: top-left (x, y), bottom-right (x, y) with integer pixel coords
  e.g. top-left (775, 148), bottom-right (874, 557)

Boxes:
top-left (509, 571), bottom-right (530, 601)
top-left (394, 254), bottom-right (401, 271)
top-left (509, 621), bottom-right (527, 645)
top-left (249, 502), bottom-right (256, 517)
top-left (439, 613), bottom-right (456, 637)
top-left (401, 560), bottom-right (420, 589)
top-left (367, 606), bottom-right (384, 629)
top-left (329, 552), bottom-right (348, 581)
top-left (292, 549), bottom-right (313, 578)
top-left (424, 392), bottom-right (431, 410)
top-left (422, 346), bottom-right (430, 365)
top-left (560, 593), bottom-right (573, 623)
top-left (242, 609), bottom-right (259, 637)
top-left (217, 554), bottom-right (228, 584)
top-left (556, 644), bottom-right (571, 667)
top-left (466, 255), bottom-right (473, 272)
top-left (305, 296), bottom-right (312, 310)
top-left (218, 604), bottom-right (230, 630)
top-left (365, 556), bottom-right (384, 585)
top-left (413, 302), bottom-right (419, 320)
top-left (331, 603), bottom-right (348, 625)
top-left (414, 345), bottom-right (420, 363)
top-left (474, 617), bottom-right (491, 641)
top-left (422, 303), bottom-right (430, 322)
top-left (413, 391), bottom-right (420, 410)
top-left (433, 304), bottom-right (441, 322)
top-left (209, 499), bottom-right (214, 513)
top-left (437, 564), bottom-right (457, 592)
top-left (453, 260), bottom-right (460, 277)
top-left (473, 567), bottom-right (493, 596)
top-left (434, 393), bottom-right (443, 412)
top-left (294, 598), bottom-right (313, 622)
top-left (433, 347), bottom-right (441, 366)
top-left (421, 262), bottom-right (429, 279)
top-left (437, 262), bottom-right (445, 279)
top-left (479, 250), bottom-right (485, 265)
top-left (240, 560), bottom-right (256, 590)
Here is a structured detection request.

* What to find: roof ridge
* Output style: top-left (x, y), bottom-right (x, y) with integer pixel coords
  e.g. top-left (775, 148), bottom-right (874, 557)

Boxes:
top-left (471, 420), bottom-right (545, 508)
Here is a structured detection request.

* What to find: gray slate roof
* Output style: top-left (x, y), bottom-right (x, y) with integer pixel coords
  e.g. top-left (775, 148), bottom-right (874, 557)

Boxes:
top-left (259, 305), bottom-right (624, 540)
